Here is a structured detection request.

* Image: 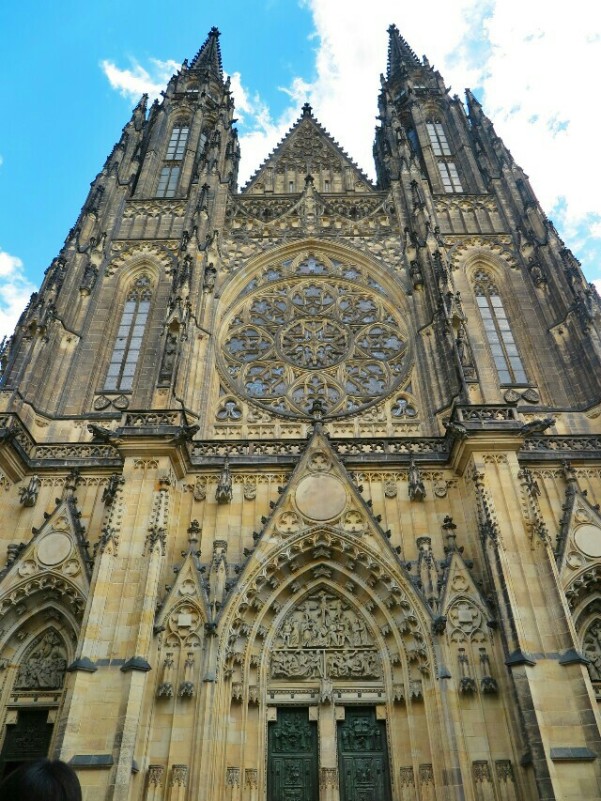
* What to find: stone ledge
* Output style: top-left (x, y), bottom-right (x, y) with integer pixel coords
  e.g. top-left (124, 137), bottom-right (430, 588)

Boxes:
top-left (70, 755), bottom-right (114, 769)
top-left (550, 747), bottom-right (597, 762)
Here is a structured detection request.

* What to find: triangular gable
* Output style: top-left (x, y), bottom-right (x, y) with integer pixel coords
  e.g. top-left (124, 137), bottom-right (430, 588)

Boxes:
top-left (246, 426), bottom-right (396, 555)
top-left (0, 495), bottom-right (91, 617)
top-left (243, 105), bottom-right (375, 194)
top-left (557, 468), bottom-right (601, 580)
top-left (218, 427), bottom-right (436, 703)
top-left (439, 550), bottom-right (493, 638)
top-left (154, 548), bottom-right (208, 648)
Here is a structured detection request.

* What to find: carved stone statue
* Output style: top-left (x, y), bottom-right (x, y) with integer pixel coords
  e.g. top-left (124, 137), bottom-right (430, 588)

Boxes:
top-left (203, 263), bottom-right (217, 292)
top-left (19, 475), bottom-right (40, 507)
top-left (408, 459), bottom-right (426, 501)
top-left (216, 459), bottom-right (232, 504)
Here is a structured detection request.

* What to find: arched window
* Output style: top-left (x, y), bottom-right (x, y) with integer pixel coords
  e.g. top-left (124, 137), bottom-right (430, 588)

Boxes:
top-left (474, 270), bottom-right (527, 384)
top-left (156, 123), bottom-right (190, 198)
top-left (105, 274), bottom-right (153, 391)
top-left (426, 120), bottom-right (463, 193)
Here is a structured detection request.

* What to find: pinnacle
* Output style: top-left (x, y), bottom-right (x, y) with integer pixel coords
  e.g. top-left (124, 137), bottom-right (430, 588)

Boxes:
top-left (386, 23), bottom-right (422, 79)
top-left (189, 26), bottom-right (223, 79)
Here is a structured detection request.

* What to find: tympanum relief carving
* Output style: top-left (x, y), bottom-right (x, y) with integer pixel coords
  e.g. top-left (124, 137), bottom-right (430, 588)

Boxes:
top-left (270, 591), bottom-right (381, 680)
top-left (14, 629), bottom-right (67, 690)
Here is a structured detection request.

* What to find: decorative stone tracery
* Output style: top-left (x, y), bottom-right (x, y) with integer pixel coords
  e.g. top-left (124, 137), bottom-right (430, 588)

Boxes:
top-left (218, 255), bottom-right (411, 418)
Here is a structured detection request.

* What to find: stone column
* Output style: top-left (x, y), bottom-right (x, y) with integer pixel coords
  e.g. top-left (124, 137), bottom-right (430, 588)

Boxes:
top-left (317, 704), bottom-right (339, 801)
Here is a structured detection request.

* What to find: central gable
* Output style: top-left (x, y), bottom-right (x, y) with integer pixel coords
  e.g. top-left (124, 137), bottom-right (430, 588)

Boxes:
top-left (243, 104), bottom-right (375, 195)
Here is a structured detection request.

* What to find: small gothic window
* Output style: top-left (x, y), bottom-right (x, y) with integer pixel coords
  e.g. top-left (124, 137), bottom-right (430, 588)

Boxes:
top-left (105, 274), bottom-right (153, 392)
top-left (157, 166), bottom-right (181, 198)
top-left (437, 161), bottom-right (463, 193)
top-left (426, 122), bottom-right (451, 156)
top-left (474, 270), bottom-right (527, 384)
top-left (427, 120), bottom-right (463, 193)
top-left (166, 125), bottom-right (189, 160)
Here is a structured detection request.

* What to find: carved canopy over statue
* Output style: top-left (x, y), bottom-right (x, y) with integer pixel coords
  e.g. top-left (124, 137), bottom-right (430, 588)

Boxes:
top-left (14, 629), bottom-right (68, 690)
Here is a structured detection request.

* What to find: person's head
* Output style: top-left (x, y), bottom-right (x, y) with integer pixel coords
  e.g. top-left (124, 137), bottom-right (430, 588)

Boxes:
top-left (0, 759), bottom-right (82, 801)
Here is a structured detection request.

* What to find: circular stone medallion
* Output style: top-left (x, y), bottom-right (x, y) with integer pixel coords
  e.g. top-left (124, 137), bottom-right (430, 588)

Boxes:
top-left (295, 474), bottom-right (346, 521)
top-left (574, 524), bottom-right (601, 558)
top-left (37, 531), bottom-right (72, 566)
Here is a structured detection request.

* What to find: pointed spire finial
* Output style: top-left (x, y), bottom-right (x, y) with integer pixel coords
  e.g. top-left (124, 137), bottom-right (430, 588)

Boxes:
top-left (386, 23), bottom-right (421, 79)
top-left (189, 26), bottom-right (223, 79)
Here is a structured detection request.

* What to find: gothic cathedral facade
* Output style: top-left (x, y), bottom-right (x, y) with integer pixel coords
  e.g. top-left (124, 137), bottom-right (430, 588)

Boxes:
top-left (1, 25), bottom-right (601, 801)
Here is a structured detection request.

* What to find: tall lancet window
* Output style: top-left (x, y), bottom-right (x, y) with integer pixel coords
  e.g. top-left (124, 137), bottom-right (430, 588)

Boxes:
top-left (156, 124), bottom-right (189, 197)
top-left (105, 274), bottom-right (153, 391)
top-left (426, 120), bottom-right (463, 193)
top-left (474, 270), bottom-right (527, 384)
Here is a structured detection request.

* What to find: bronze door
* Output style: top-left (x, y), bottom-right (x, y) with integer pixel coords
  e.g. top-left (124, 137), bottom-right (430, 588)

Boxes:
top-left (338, 707), bottom-right (392, 801)
top-left (268, 707), bottom-right (318, 801)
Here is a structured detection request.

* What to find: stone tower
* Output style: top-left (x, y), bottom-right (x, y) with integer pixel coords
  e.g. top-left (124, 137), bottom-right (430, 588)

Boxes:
top-left (1, 24), bottom-right (601, 801)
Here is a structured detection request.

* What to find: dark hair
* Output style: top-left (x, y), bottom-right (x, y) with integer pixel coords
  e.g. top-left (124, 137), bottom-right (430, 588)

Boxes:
top-left (0, 759), bottom-right (82, 801)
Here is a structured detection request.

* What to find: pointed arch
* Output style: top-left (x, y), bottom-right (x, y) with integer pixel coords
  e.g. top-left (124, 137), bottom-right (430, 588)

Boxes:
top-left (219, 526), bottom-right (435, 699)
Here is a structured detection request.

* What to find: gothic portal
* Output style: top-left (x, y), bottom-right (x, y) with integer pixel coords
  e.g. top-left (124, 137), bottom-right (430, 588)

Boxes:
top-left (1, 24), bottom-right (601, 801)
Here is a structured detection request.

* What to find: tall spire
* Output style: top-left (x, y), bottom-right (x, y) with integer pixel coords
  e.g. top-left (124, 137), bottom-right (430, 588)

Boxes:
top-left (189, 26), bottom-right (223, 79)
top-left (386, 24), bottom-right (421, 79)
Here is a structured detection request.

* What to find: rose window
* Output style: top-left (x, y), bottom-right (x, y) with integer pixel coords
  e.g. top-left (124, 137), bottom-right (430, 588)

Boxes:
top-left (219, 260), bottom-right (410, 418)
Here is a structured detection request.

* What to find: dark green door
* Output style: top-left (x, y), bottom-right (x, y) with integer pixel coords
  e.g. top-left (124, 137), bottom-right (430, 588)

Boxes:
top-left (268, 707), bottom-right (318, 801)
top-left (338, 707), bottom-right (392, 801)
top-left (0, 709), bottom-right (54, 781)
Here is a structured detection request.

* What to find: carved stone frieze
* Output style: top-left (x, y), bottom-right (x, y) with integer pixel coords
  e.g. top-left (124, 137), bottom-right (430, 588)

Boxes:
top-left (225, 766), bottom-right (240, 787)
top-left (270, 590), bottom-right (381, 681)
top-left (170, 764), bottom-right (188, 787)
top-left (244, 768), bottom-right (258, 788)
top-left (147, 765), bottom-right (164, 787)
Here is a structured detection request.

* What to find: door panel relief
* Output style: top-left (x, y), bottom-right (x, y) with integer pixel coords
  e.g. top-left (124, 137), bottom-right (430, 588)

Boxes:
top-left (268, 707), bottom-right (318, 801)
top-left (337, 707), bottom-right (391, 801)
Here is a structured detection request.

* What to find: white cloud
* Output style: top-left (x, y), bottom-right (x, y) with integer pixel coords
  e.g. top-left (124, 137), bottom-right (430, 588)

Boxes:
top-left (0, 249), bottom-right (36, 340)
top-left (100, 57), bottom-right (181, 103)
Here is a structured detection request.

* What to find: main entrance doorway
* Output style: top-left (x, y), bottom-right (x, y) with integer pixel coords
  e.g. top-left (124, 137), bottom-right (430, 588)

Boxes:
top-left (268, 707), bottom-right (318, 801)
top-left (338, 707), bottom-right (392, 801)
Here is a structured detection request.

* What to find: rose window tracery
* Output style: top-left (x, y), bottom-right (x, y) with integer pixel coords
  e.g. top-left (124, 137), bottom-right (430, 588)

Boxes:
top-left (219, 257), bottom-right (410, 418)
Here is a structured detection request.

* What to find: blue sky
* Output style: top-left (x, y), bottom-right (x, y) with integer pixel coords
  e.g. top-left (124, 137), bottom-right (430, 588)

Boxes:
top-left (1, 1), bottom-right (600, 337)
